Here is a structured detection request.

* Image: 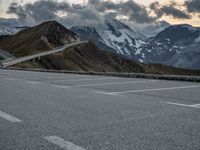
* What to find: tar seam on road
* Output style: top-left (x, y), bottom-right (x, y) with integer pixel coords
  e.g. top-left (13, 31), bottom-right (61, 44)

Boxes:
top-left (44, 136), bottom-right (86, 150)
top-left (0, 110), bottom-right (22, 122)
top-left (95, 84), bottom-right (200, 95)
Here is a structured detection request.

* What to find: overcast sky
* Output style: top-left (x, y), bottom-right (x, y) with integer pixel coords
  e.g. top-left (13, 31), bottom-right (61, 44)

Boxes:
top-left (0, 0), bottom-right (199, 27)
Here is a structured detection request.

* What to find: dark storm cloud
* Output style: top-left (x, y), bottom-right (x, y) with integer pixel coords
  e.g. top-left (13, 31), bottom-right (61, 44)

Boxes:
top-left (89, 0), bottom-right (156, 23)
top-left (7, 1), bottom-right (71, 23)
top-left (6, 0), bottom-right (196, 26)
top-left (7, 2), bottom-right (28, 23)
top-left (160, 5), bottom-right (191, 19)
top-left (185, 0), bottom-right (200, 13)
top-left (6, 0), bottom-right (104, 26)
top-left (150, 1), bottom-right (191, 19)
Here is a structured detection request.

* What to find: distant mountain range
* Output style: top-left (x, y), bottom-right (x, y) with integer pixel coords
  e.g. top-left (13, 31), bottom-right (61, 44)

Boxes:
top-left (132, 21), bottom-right (171, 38)
top-left (0, 21), bottom-right (199, 75)
top-left (0, 19), bottom-right (200, 71)
top-left (71, 19), bottom-right (145, 61)
top-left (15, 41), bottom-right (200, 76)
top-left (0, 25), bottom-right (19, 35)
top-left (71, 20), bottom-right (200, 70)
top-left (139, 24), bottom-right (200, 69)
top-left (0, 18), bottom-right (22, 35)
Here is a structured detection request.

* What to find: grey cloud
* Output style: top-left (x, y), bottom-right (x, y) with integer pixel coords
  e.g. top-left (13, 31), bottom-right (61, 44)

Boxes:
top-left (150, 2), bottom-right (191, 19)
top-left (6, 0), bottom-right (195, 27)
top-left (6, 0), bottom-right (104, 26)
top-left (90, 0), bottom-right (156, 23)
top-left (185, 0), bottom-right (200, 13)
top-left (160, 5), bottom-right (191, 19)
top-left (7, 2), bottom-right (28, 23)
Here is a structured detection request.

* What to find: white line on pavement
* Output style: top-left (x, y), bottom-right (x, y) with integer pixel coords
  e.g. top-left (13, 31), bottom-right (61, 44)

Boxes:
top-left (47, 77), bottom-right (120, 83)
top-left (192, 104), bottom-right (200, 107)
top-left (44, 136), bottom-right (86, 150)
top-left (51, 85), bottom-right (69, 88)
top-left (95, 91), bottom-right (119, 96)
top-left (24, 81), bottom-right (41, 84)
top-left (0, 110), bottom-right (22, 122)
top-left (165, 102), bottom-right (200, 109)
top-left (52, 80), bottom-right (157, 88)
top-left (26, 78), bottom-right (38, 80)
top-left (95, 85), bottom-right (200, 95)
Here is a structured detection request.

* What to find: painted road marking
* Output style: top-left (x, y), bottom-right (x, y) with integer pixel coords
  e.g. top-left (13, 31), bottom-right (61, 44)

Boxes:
top-left (165, 102), bottom-right (200, 109)
top-left (0, 110), bottom-right (22, 122)
top-left (51, 85), bottom-right (69, 89)
top-left (26, 77), bottom-right (38, 80)
top-left (44, 136), bottom-right (86, 150)
top-left (192, 104), bottom-right (200, 107)
top-left (95, 85), bottom-right (200, 95)
top-left (24, 81), bottom-right (41, 84)
top-left (52, 80), bottom-right (157, 88)
top-left (5, 77), bottom-right (15, 80)
top-left (46, 77), bottom-right (119, 83)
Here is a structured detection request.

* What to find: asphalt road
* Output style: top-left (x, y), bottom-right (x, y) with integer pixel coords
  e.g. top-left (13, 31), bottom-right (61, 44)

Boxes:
top-left (0, 69), bottom-right (200, 150)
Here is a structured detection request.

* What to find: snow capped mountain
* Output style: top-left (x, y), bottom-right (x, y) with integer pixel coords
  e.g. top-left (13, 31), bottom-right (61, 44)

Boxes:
top-left (155, 24), bottom-right (200, 45)
top-left (130, 21), bottom-right (170, 38)
top-left (1, 17), bottom-right (198, 70)
top-left (71, 19), bottom-right (146, 60)
top-left (0, 18), bottom-right (27, 35)
top-left (0, 18), bottom-right (21, 27)
top-left (72, 22), bottom-right (200, 69)
top-left (137, 24), bottom-right (200, 69)
top-left (0, 25), bottom-right (19, 35)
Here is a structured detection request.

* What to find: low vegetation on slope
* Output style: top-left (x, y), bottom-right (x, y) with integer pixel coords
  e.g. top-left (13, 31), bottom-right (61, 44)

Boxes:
top-left (17, 41), bottom-right (146, 73)
top-left (1, 20), bottom-right (199, 75)
top-left (0, 21), bottom-right (79, 57)
top-left (16, 41), bottom-right (200, 75)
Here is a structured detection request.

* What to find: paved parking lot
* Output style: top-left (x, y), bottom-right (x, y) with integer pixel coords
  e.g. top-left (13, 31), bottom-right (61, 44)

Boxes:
top-left (0, 69), bottom-right (200, 150)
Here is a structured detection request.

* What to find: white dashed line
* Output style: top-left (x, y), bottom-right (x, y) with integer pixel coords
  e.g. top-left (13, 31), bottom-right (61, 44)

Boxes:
top-left (0, 110), bottom-right (22, 122)
top-left (95, 85), bottom-right (200, 95)
top-left (44, 136), bottom-right (86, 150)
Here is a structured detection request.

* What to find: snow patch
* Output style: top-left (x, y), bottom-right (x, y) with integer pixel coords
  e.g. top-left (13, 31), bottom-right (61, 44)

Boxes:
top-left (195, 36), bottom-right (200, 43)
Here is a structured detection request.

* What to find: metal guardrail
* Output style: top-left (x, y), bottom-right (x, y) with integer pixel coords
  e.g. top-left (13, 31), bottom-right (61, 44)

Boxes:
top-left (2, 41), bottom-right (88, 67)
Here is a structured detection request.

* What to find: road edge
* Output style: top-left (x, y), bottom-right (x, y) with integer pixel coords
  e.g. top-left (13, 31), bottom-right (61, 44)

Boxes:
top-left (1, 67), bottom-right (200, 82)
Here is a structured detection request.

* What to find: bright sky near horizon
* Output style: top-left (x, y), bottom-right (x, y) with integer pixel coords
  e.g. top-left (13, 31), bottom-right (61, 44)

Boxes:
top-left (0, 0), bottom-right (199, 26)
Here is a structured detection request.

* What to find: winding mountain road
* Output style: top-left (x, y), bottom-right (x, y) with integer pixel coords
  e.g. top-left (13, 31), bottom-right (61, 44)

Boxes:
top-left (1, 41), bottom-right (87, 67)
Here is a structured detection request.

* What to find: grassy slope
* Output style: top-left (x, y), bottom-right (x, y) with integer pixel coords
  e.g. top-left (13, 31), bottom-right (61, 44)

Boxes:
top-left (16, 41), bottom-right (200, 75)
top-left (0, 21), bottom-right (77, 57)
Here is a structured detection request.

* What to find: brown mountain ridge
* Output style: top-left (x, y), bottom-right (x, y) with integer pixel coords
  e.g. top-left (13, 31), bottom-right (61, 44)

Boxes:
top-left (0, 21), bottom-right (199, 75)
top-left (0, 21), bottom-right (79, 57)
top-left (16, 41), bottom-right (200, 76)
